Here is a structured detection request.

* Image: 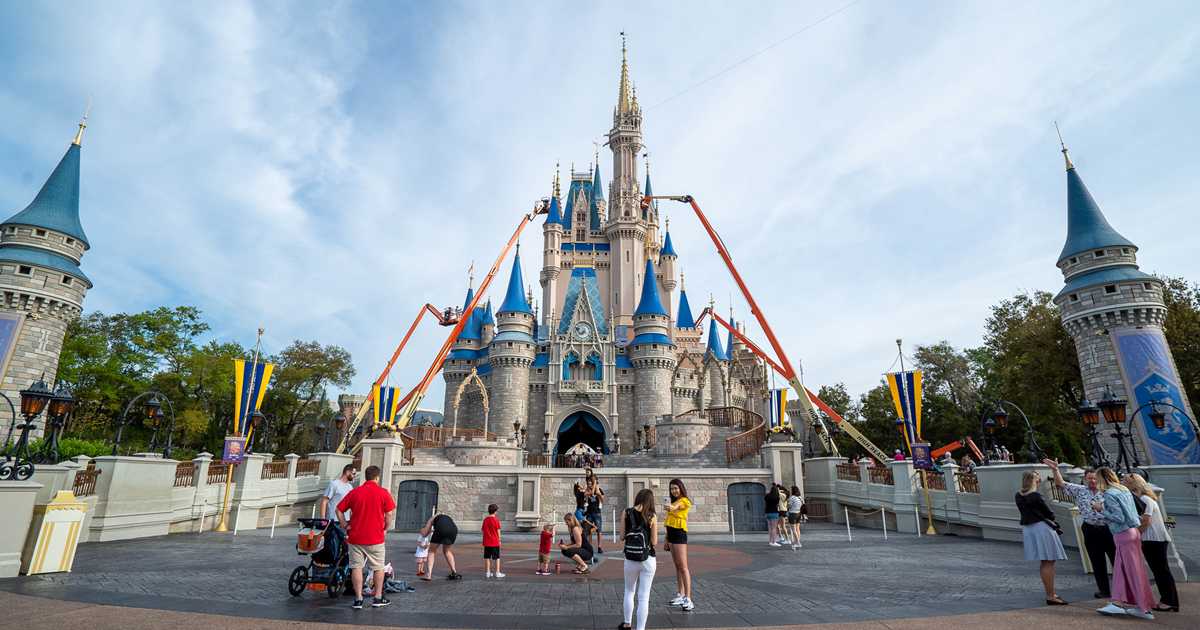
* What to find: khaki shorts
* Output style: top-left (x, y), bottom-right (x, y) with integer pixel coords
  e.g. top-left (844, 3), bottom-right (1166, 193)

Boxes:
top-left (349, 543), bottom-right (386, 570)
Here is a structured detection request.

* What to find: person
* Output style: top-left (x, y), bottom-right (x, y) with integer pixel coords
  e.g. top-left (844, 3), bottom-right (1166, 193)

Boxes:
top-left (559, 512), bottom-right (593, 573)
top-left (665, 478), bottom-right (694, 611)
top-left (1042, 458), bottom-right (1114, 599)
top-left (320, 464), bottom-right (357, 523)
top-left (415, 529), bottom-right (431, 576)
top-left (1092, 467), bottom-right (1155, 620)
top-left (1000, 446), bottom-right (1012, 462)
top-left (776, 485), bottom-right (791, 546)
top-left (620, 488), bottom-right (659, 630)
top-left (482, 503), bottom-right (505, 578)
top-left (573, 482), bottom-right (587, 522)
top-left (1014, 469), bottom-right (1068, 606)
top-left (1123, 473), bottom-right (1178, 613)
top-left (786, 485), bottom-right (804, 549)
top-left (336, 465), bottom-right (395, 610)
top-left (421, 512), bottom-right (462, 581)
top-left (892, 449), bottom-right (905, 461)
top-left (764, 484), bottom-right (781, 546)
top-left (960, 455), bottom-right (976, 473)
top-left (536, 522), bottom-right (554, 576)
top-left (585, 477), bottom-right (605, 555)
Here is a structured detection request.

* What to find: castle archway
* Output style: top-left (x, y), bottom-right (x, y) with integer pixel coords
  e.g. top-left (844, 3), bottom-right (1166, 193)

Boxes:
top-left (552, 406), bottom-right (611, 456)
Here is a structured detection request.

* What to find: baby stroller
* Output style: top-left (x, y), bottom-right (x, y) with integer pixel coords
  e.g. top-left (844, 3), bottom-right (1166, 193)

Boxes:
top-left (288, 518), bottom-right (350, 598)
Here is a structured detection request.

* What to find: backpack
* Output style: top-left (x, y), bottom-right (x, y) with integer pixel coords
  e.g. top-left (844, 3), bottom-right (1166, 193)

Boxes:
top-left (623, 508), bottom-right (651, 561)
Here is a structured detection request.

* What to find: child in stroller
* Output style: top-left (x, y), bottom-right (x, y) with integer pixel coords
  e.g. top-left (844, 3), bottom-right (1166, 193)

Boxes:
top-left (288, 518), bottom-right (351, 598)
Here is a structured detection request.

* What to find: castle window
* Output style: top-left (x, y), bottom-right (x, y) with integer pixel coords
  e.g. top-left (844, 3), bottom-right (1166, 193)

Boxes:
top-left (1122, 248), bottom-right (1130, 255)
top-left (61, 275), bottom-right (73, 286)
top-left (1069, 293), bottom-right (1079, 302)
top-left (1104, 285), bottom-right (1117, 294)
top-left (17, 265), bottom-right (31, 275)
top-left (1094, 250), bottom-right (1106, 258)
top-left (34, 229), bottom-right (47, 238)
top-left (506, 342), bottom-right (513, 348)
top-left (65, 237), bottom-right (75, 245)
top-left (1068, 257), bottom-right (1078, 265)
top-left (1143, 282), bottom-right (1153, 291)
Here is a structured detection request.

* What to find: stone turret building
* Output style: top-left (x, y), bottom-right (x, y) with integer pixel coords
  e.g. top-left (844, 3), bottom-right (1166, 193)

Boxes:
top-left (441, 43), bottom-right (768, 457)
top-left (0, 120), bottom-right (93, 423)
top-left (1053, 141), bottom-right (1198, 464)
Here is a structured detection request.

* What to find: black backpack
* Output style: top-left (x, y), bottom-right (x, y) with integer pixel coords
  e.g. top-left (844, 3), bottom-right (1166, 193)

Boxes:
top-left (623, 508), bottom-right (651, 561)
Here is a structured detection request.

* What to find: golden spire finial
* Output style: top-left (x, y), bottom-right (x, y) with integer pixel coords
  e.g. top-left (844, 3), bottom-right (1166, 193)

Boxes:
top-left (1054, 121), bottom-right (1074, 171)
top-left (553, 161), bottom-right (561, 198)
top-left (679, 269), bottom-right (685, 290)
top-left (632, 82), bottom-right (639, 110)
top-left (72, 99), bottom-right (91, 146)
top-left (617, 32), bottom-right (632, 114)
top-left (468, 260), bottom-right (475, 289)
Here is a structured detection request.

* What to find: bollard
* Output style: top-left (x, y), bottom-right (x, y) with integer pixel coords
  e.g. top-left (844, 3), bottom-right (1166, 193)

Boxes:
top-left (914, 506), bottom-right (921, 537)
top-left (311, 503), bottom-right (316, 519)
top-left (844, 507), bottom-right (852, 542)
top-left (882, 509), bottom-right (888, 541)
top-left (612, 507), bottom-right (617, 543)
top-left (199, 500), bottom-right (207, 535)
top-left (729, 507), bottom-right (736, 543)
top-left (234, 505), bottom-right (242, 535)
top-left (270, 505), bottom-right (278, 539)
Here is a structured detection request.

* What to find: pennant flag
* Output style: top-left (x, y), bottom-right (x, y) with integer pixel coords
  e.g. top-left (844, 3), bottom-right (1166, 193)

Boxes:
top-left (886, 370), bottom-right (923, 445)
top-left (233, 358), bottom-right (275, 436)
top-left (768, 388), bottom-right (789, 429)
top-left (373, 385), bottom-right (402, 427)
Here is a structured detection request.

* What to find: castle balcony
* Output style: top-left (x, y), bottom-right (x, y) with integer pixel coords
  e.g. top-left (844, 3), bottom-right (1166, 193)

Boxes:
top-left (557, 380), bottom-right (607, 394)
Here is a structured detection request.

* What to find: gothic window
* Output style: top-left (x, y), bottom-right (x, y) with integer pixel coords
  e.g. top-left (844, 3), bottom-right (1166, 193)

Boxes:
top-left (34, 229), bottom-right (46, 238)
top-left (586, 352), bottom-right (603, 380)
top-left (61, 275), bottom-right (73, 286)
top-left (1104, 285), bottom-right (1117, 294)
top-left (17, 265), bottom-right (31, 275)
top-left (562, 351), bottom-right (580, 381)
top-left (37, 330), bottom-right (49, 352)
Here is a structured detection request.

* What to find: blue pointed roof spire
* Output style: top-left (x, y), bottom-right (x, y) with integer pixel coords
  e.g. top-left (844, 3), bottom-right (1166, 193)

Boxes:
top-left (1056, 132), bottom-right (1135, 263)
top-left (676, 286), bottom-right (696, 328)
top-left (634, 258), bottom-right (667, 317)
top-left (481, 300), bottom-right (495, 327)
top-left (589, 162), bottom-right (603, 230)
top-left (498, 246), bottom-right (533, 314)
top-left (726, 313), bottom-right (737, 358)
top-left (706, 316), bottom-right (727, 361)
top-left (3, 131), bottom-right (90, 248)
top-left (546, 195), bottom-right (562, 225)
top-left (661, 228), bottom-right (677, 258)
top-left (458, 283), bottom-right (481, 341)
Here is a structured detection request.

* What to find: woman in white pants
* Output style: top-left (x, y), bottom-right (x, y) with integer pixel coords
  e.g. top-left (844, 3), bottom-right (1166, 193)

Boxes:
top-left (619, 488), bottom-right (659, 630)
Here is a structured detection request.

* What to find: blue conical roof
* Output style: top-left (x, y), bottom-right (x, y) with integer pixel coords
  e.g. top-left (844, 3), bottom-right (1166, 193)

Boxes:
top-left (634, 258), bottom-right (667, 317)
top-left (676, 289), bottom-right (696, 328)
top-left (546, 195), bottom-right (562, 225)
top-left (459, 286), bottom-right (480, 340)
top-left (481, 300), bottom-right (495, 327)
top-left (1058, 165), bottom-right (1134, 262)
top-left (706, 317), bottom-right (727, 360)
top-left (644, 172), bottom-right (653, 198)
top-left (590, 165), bottom-right (603, 230)
top-left (661, 230), bottom-right (677, 257)
top-left (3, 143), bottom-right (89, 247)
top-left (498, 250), bottom-right (532, 314)
top-left (726, 316), bottom-right (736, 356)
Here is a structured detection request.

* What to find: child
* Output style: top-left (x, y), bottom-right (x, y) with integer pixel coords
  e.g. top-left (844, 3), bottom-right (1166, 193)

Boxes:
top-left (536, 522), bottom-right (554, 575)
top-left (415, 530), bottom-right (431, 576)
top-left (482, 503), bottom-right (504, 578)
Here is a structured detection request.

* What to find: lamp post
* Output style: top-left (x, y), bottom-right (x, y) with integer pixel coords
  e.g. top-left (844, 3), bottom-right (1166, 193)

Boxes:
top-left (1119, 400), bottom-right (1198, 473)
top-left (1091, 387), bottom-right (1138, 473)
top-left (1076, 397), bottom-right (1109, 469)
top-left (145, 394), bottom-right (177, 459)
top-left (113, 391), bottom-right (165, 456)
top-left (35, 385), bottom-right (76, 464)
top-left (979, 400), bottom-right (1043, 464)
top-left (0, 392), bottom-right (17, 453)
top-left (1, 377), bottom-right (54, 481)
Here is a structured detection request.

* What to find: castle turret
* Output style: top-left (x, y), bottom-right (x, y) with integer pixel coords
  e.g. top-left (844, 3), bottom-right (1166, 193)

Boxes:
top-left (540, 184), bottom-right (564, 329)
top-left (659, 222), bottom-right (677, 321)
top-left (703, 311), bottom-right (728, 407)
top-left (604, 38), bottom-right (647, 327)
top-left (443, 283), bottom-right (483, 420)
top-left (490, 248), bottom-right (537, 434)
top-left (480, 300), bottom-right (496, 346)
top-left (1, 119), bottom-right (93, 415)
top-left (1052, 138), bottom-right (1198, 464)
top-left (630, 258), bottom-right (675, 430)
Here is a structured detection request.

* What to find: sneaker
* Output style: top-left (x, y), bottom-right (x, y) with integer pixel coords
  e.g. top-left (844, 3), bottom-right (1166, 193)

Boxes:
top-left (351, 599), bottom-right (364, 610)
top-left (769, 542), bottom-right (782, 547)
top-left (448, 572), bottom-right (463, 580)
top-left (486, 571), bottom-right (493, 578)
top-left (371, 597), bottom-right (390, 608)
top-left (680, 598), bottom-right (695, 612)
top-left (669, 594), bottom-right (686, 606)
top-left (597, 547), bottom-right (603, 554)
top-left (1097, 603), bottom-right (1127, 616)
top-left (1125, 609), bottom-right (1154, 620)
top-left (494, 572), bottom-right (506, 578)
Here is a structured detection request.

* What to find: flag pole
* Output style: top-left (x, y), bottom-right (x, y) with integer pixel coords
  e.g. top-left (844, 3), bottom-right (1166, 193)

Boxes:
top-left (898, 338), bottom-right (937, 536)
top-left (216, 327), bottom-right (264, 533)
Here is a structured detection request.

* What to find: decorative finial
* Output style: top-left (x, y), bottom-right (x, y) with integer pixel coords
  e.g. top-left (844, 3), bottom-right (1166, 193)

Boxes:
top-left (617, 32), bottom-right (632, 114)
top-left (679, 270), bottom-right (685, 290)
top-left (1054, 121), bottom-right (1074, 171)
top-left (468, 261), bottom-right (475, 289)
top-left (665, 217), bottom-right (669, 232)
top-left (553, 162), bottom-right (561, 198)
top-left (72, 99), bottom-right (91, 147)
top-left (632, 82), bottom-right (639, 109)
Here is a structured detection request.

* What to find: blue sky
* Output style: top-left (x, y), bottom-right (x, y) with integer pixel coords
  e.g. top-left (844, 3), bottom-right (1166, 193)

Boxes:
top-left (2, 1), bottom-right (1198, 409)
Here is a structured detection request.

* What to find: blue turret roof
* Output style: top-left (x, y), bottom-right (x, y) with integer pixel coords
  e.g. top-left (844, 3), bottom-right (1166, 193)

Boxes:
top-left (643, 172), bottom-right (653, 219)
top-left (498, 250), bottom-right (533, 314)
top-left (590, 165), bottom-right (603, 230)
top-left (634, 258), bottom-right (667, 317)
top-left (676, 289), bottom-right (696, 328)
top-left (3, 143), bottom-right (89, 248)
top-left (0, 245), bottom-right (91, 287)
top-left (661, 231), bottom-right (677, 257)
top-left (1058, 165), bottom-right (1134, 263)
top-left (481, 300), bottom-right (495, 327)
top-left (458, 286), bottom-right (480, 340)
top-left (546, 195), bottom-right (562, 225)
top-left (726, 316), bottom-right (737, 356)
top-left (706, 317), bottom-right (727, 360)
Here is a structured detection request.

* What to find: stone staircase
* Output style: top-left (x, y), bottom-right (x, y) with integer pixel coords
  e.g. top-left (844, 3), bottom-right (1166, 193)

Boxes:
top-left (604, 424), bottom-right (762, 469)
top-left (409, 447), bottom-right (454, 467)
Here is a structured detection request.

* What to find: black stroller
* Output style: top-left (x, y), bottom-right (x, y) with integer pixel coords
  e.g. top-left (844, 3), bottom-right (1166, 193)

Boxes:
top-left (288, 518), bottom-right (350, 598)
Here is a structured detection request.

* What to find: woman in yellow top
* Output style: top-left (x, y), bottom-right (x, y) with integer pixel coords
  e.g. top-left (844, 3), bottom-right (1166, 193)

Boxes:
top-left (664, 478), bottom-right (694, 611)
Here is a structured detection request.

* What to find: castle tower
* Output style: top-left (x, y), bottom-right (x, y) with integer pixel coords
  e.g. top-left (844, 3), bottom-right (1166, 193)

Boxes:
top-left (540, 188), bottom-right (564, 329)
top-left (480, 300), bottom-right (496, 347)
top-left (604, 38), bottom-right (647, 328)
top-left (630, 258), bottom-right (675, 430)
top-left (659, 221), bottom-right (677, 321)
top-left (703, 314), bottom-right (729, 407)
top-left (490, 248), bottom-right (537, 434)
top-left (1052, 140), bottom-right (1199, 464)
top-left (443, 282), bottom-right (484, 426)
top-left (0, 120), bottom-right (93, 416)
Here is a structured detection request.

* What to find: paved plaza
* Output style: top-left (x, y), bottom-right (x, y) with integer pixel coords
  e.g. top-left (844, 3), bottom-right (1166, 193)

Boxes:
top-left (3, 517), bottom-right (1196, 629)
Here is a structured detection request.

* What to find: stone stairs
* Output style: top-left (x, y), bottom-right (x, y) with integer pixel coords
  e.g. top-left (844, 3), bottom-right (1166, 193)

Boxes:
top-left (409, 447), bottom-right (454, 467)
top-left (604, 424), bottom-right (762, 469)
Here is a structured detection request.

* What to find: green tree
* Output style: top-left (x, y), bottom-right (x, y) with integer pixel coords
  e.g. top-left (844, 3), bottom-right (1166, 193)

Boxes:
top-left (912, 341), bottom-right (980, 448)
top-left (262, 341), bottom-right (355, 454)
top-left (1160, 276), bottom-right (1200, 408)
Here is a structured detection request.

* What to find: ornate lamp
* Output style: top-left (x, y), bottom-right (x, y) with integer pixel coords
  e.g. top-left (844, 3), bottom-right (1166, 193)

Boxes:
top-left (143, 394), bottom-right (163, 422)
top-left (1148, 401), bottom-right (1167, 430)
top-left (991, 405), bottom-right (1009, 429)
top-left (1076, 398), bottom-right (1101, 426)
top-left (983, 417), bottom-right (997, 434)
top-left (1098, 389), bottom-right (1129, 424)
top-left (19, 378), bottom-right (53, 418)
top-left (2, 378), bottom-right (54, 480)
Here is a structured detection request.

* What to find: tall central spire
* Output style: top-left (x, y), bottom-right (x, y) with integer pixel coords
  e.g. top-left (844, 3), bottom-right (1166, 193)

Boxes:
top-left (617, 32), bottom-right (633, 114)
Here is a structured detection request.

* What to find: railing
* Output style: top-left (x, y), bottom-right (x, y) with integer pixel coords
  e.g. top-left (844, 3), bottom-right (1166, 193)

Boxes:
top-left (924, 470), bottom-right (946, 491)
top-left (525, 453), bottom-right (551, 467)
top-left (711, 406), bottom-right (767, 465)
top-left (836, 462), bottom-right (862, 481)
top-left (400, 426), bottom-right (498, 449)
top-left (555, 454), bottom-right (604, 468)
top-left (956, 472), bottom-right (980, 494)
top-left (72, 462), bottom-right (100, 497)
top-left (207, 460), bottom-right (229, 485)
top-left (868, 466), bottom-right (894, 486)
top-left (261, 460), bottom-right (289, 480)
top-left (295, 458), bottom-right (320, 477)
top-left (174, 462), bottom-right (196, 488)
top-left (1050, 483), bottom-right (1071, 503)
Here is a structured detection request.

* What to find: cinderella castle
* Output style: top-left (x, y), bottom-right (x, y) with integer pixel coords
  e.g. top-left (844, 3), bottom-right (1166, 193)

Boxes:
top-left (440, 44), bottom-right (769, 459)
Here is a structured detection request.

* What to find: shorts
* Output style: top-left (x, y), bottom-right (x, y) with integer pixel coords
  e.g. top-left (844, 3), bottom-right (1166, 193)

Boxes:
top-left (349, 543), bottom-right (386, 570)
top-left (574, 507), bottom-right (585, 522)
top-left (562, 546), bottom-right (593, 563)
top-left (765, 512), bottom-right (780, 521)
top-left (787, 512), bottom-right (802, 525)
top-left (666, 525), bottom-right (688, 545)
top-left (585, 511), bottom-right (603, 530)
top-left (483, 545), bottom-right (500, 560)
top-left (538, 552), bottom-right (550, 564)
top-left (431, 525), bottom-right (458, 546)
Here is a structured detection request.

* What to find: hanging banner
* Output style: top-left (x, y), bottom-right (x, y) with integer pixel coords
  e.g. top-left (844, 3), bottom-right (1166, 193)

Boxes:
top-left (886, 370), bottom-right (923, 444)
top-left (1110, 328), bottom-right (1200, 465)
top-left (233, 359), bottom-right (275, 436)
top-left (911, 442), bottom-right (933, 470)
top-left (372, 385), bottom-right (402, 427)
top-left (222, 436), bottom-right (247, 463)
top-left (768, 388), bottom-right (789, 428)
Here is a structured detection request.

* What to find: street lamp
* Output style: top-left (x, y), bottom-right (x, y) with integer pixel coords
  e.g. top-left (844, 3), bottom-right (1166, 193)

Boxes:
top-left (35, 385), bottom-right (76, 464)
top-left (1076, 396), bottom-right (1110, 469)
top-left (1124, 400), bottom-right (1198, 472)
top-left (113, 391), bottom-right (166, 456)
top-left (1095, 387), bottom-right (1139, 473)
top-left (146, 394), bottom-right (177, 459)
top-left (979, 399), bottom-right (1044, 464)
top-left (1, 377), bottom-right (54, 481)
top-left (246, 410), bottom-right (268, 454)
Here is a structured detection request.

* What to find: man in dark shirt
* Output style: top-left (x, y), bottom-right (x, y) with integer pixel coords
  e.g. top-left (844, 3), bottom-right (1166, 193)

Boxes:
top-left (337, 465), bottom-right (396, 609)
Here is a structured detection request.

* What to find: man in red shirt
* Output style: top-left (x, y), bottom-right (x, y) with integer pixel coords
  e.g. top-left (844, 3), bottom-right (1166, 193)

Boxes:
top-left (337, 465), bottom-right (396, 609)
top-left (482, 503), bottom-right (504, 578)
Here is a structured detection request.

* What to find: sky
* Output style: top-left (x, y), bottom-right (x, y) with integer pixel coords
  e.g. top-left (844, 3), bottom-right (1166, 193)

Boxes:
top-left (1, 1), bottom-right (1198, 410)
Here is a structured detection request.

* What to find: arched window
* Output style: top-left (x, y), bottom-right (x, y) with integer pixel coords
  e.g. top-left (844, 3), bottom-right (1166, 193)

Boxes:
top-left (562, 351), bottom-right (580, 381)
top-left (586, 352), bottom-right (603, 380)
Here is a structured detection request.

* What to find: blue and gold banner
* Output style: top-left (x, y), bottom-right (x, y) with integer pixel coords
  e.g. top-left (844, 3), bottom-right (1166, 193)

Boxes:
top-left (233, 358), bottom-right (275, 436)
top-left (1111, 329), bottom-right (1200, 464)
top-left (768, 388), bottom-right (788, 428)
top-left (373, 385), bottom-right (402, 427)
top-left (886, 370), bottom-right (923, 444)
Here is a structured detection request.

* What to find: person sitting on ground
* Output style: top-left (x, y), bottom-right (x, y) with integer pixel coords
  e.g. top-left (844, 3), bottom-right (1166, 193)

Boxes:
top-left (559, 512), bottom-right (594, 573)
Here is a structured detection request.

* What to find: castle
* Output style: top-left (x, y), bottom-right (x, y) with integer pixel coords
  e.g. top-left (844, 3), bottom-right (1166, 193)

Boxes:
top-left (440, 44), bottom-right (769, 458)
top-left (0, 119), bottom-right (92, 422)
